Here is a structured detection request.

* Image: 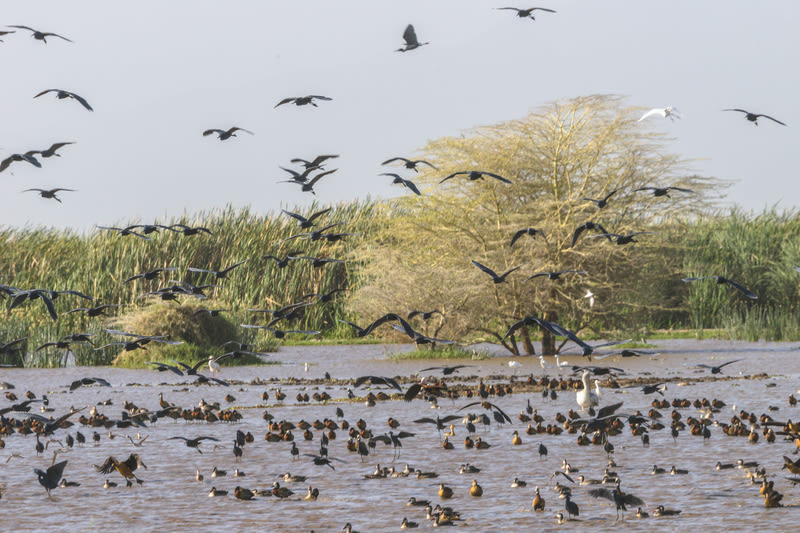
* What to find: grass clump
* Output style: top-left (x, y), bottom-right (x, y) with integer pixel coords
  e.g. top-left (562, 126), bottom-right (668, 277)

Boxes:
top-left (390, 345), bottom-right (489, 360)
top-left (113, 341), bottom-right (272, 369)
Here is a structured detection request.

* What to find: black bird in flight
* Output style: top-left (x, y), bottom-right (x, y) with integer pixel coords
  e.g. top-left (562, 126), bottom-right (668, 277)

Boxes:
top-left (588, 231), bottom-right (655, 245)
top-left (261, 253), bottom-right (301, 269)
top-left (635, 186), bottom-right (694, 198)
top-left (275, 95), bottom-right (332, 108)
top-left (587, 480), bottom-right (645, 520)
top-left (97, 225), bottom-right (152, 240)
top-left (9, 25), bottom-right (72, 43)
top-left (412, 414), bottom-right (461, 430)
top-left (419, 365), bottom-right (473, 375)
top-left (280, 168), bottom-right (337, 194)
top-left (285, 255), bottom-right (343, 268)
top-left (34, 89), bottom-right (93, 111)
top-left (338, 313), bottom-right (414, 338)
top-left (36, 334), bottom-right (94, 352)
top-left (290, 154), bottom-right (339, 169)
top-left (682, 275), bottom-right (758, 299)
top-left (723, 109), bottom-right (786, 126)
top-left (391, 324), bottom-right (455, 346)
top-left (279, 165), bottom-right (324, 183)
top-left (281, 207), bottom-right (331, 228)
top-left (0, 337), bottom-right (27, 354)
top-left (353, 375), bottom-right (402, 391)
top-left (0, 152), bottom-right (41, 173)
top-left (0, 29), bottom-right (15, 41)
top-left (69, 377), bottom-right (111, 391)
top-left (582, 189), bottom-right (618, 209)
top-left (458, 400), bottom-right (513, 424)
top-left (379, 173), bottom-right (421, 196)
top-left (125, 267), bottom-right (178, 283)
top-left (240, 324), bottom-right (321, 339)
top-left (202, 126), bottom-right (254, 140)
top-left (34, 460), bottom-right (68, 496)
top-left (471, 260), bottom-right (522, 283)
top-left (569, 221), bottom-right (611, 247)
top-left (396, 24), bottom-right (428, 52)
top-left (23, 188), bottom-right (75, 203)
top-left (381, 157), bottom-right (437, 172)
top-left (495, 7), bottom-right (556, 20)
top-left (28, 142), bottom-right (75, 159)
top-left (188, 260), bottom-right (247, 279)
top-left (407, 310), bottom-right (442, 320)
top-left (525, 270), bottom-right (587, 282)
top-left (64, 303), bottom-right (120, 317)
top-left (692, 359), bottom-right (742, 374)
top-left (169, 224), bottom-right (213, 236)
top-left (168, 436), bottom-right (220, 453)
top-left (441, 170), bottom-right (512, 184)
top-left (510, 227), bottom-right (545, 247)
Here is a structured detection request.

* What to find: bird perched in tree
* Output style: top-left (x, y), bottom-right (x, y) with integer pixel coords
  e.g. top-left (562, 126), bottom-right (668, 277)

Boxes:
top-left (638, 107), bottom-right (681, 121)
top-left (9, 25), bottom-right (72, 43)
top-left (95, 454), bottom-right (146, 486)
top-left (275, 95), bottom-right (332, 108)
top-left (22, 188), bottom-right (75, 203)
top-left (34, 460), bottom-right (68, 495)
top-left (381, 157), bottom-right (437, 172)
top-left (441, 170), bottom-right (512, 184)
top-left (202, 126), bottom-right (254, 140)
top-left (723, 108), bottom-right (786, 126)
top-left (682, 275), bottom-right (757, 299)
top-left (34, 89), bottom-right (93, 111)
top-left (396, 24), bottom-right (428, 52)
top-left (379, 173), bottom-right (421, 195)
top-left (495, 7), bottom-right (556, 20)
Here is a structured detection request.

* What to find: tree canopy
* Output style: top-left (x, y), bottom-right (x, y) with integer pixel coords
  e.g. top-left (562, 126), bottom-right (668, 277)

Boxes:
top-left (350, 95), bottom-right (725, 354)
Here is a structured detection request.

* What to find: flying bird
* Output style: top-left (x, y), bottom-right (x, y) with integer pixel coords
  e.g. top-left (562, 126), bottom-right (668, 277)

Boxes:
top-left (125, 267), bottom-right (178, 283)
top-left (471, 260), bottom-right (522, 283)
top-left (588, 232), bottom-right (655, 245)
top-left (396, 24), bottom-right (429, 52)
top-left (188, 260), bottom-right (247, 279)
top-left (723, 109), bottom-right (786, 126)
top-left (28, 142), bottom-right (75, 159)
top-left (169, 224), bottom-right (213, 236)
top-left (353, 375), bottom-right (402, 391)
top-left (510, 227), bottom-right (545, 247)
top-left (281, 208), bottom-right (332, 228)
top-left (275, 95), bottom-right (332, 108)
top-left (638, 107), bottom-right (681, 121)
top-left (34, 89), bottom-right (93, 111)
top-left (69, 377), bottom-right (111, 391)
top-left (569, 221), bottom-right (611, 247)
top-left (495, 7), bottom-right (556, 20)
top-left (635, 186), bottom-right (694, 198)
top-left (379, 173), bottom-right (421, 195)
top-left (441, 170), bottom-right (512, 184)
top-left (34, 460), bottom-right (68, 496)
top-left (381, 157), bottom-right (437, 172)
top-left (525, 270), bottom-right (587, 282)
top-left (9, 25), bottom-right (72, 43)
top-left (290, 154), bottom-right (339, 169)
top-left (582, 190), bottom-right (618, 208)
top-left (0, 152), bottom-right (41, 173)
top-left (692, 359), bottom-right (742, 374)
top-left (682, 275), bottom-right (758, 299)
top-left (281, 168), bottom-right (337, 194)
top-left (22, 188), bottom-right (75, 203)
top-left (202, 127), bottom-right (254, 140)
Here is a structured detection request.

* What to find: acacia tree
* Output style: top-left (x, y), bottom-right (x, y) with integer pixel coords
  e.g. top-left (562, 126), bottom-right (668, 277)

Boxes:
top-left (351, 95), bottom-right (724, 354)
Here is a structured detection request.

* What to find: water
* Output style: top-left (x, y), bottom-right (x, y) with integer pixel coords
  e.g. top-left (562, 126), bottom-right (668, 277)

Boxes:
top-left (1, 339), bottom-right (799, 532)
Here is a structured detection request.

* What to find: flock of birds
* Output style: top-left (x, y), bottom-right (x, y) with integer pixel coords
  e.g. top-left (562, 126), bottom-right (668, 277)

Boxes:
top-left (0, 7), bottom-right (797, 533)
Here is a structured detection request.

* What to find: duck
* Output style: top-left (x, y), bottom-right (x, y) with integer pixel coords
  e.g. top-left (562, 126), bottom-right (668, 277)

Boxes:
top-left (653, 505), bottom-right (681, 516)
top-left (208, 487), bottom-right (228, 497)
top-left (438, 483), bottom-right (454, 499)
top-left (510, 477), bottom-right (527, 488)
top-left (670, 465), bottom-right (688, 475)
top-left (511, 430), bottom-right (522, 445)
top-left (459, 463), bottom-right (480, 474)
top-left (469, 479), bottom-right (483, 497)
top-left (532, 486), bottom-right (545, 511)
top-left (401, 517), bottom-right (419, 529)
top-left (304, 486), bottom-right (319, 500)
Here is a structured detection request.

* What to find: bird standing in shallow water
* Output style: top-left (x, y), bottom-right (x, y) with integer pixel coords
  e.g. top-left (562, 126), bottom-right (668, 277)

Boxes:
top-left (34, 460), bottom-right (67, 496)
top-left (576, 371), bottom-right (599, 410)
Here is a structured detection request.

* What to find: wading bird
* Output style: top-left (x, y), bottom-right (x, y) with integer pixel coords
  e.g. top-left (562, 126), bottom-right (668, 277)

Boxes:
top-left (588, 232), bottom-right (655, 245)
top-left (682, 275), bottom-right (757, 299)
top-left (34, 89), bottom-right (93, 111)
top-left (34, 460), bottom-right (68, 496)
top-left (9, 25), bottom-right (72, 43)
top-left (723, 108), bottom-right (786, 126)
top-left (202, 126), bottom-right (253, 140)
top-left (638, 107), bottom-right (681, 121)
top-left (396, 24), bottom-right (428, 52)
top-left (495, 7), bottom-right (556, 20)
top-left (125, 267), bottom-right (178, 283)
top-left (381, 157), bottom-right (437, 172)
top-left (275, 95), bottom-right (332, 108)
top-left (22, 188), bottom-right (75, 203)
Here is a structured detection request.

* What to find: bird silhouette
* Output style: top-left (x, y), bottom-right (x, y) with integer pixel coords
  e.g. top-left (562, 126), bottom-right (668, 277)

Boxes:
top-left (379, 173), bottom-right (421, 195)
top-left (290, 154), bottom-right (339, 169)
top-left (64, 303), bottom-right (120, 317)
top-left (281, 207), bottom-right (331, 228)
top-left (638, 107), bottom-right (681, 121)
top-left (510, 227), bottom-right (546, 247)
top-left (582, 189), bottom-right (618, 208)
top-left (95, 454), bottom-right (146, 486)
top-left (28, 142), bottom-right (75, 159)
top-left (188, 260), bottom-right (246, 279)
top-left (338, 313), bottom-right (414, 338)
top-left (682, 275), bottom-right (757, 299)
top-left (0, 152), bottom-right (41, 173)
top-left (471, 260), bottom-right (522, 283)
top-left (34, 89), bottom-right (93, 111)
top-left (588, 231), bottom-right (655, 245)
top-left (169, 224), bottom-right (213, 236)
top-left (275, 95), bottom-right (332, 108)
top-left (281, 168), bottom-right (338, 194)
top-left (168, 436), bottom-right (220, 453)
top-left (69, 377), bottom-right (111, 391)
top-left (692, 359), bottom-right (742, 374)
top-left (407, 309), bottom-right (442, 320)
top-left (125, 267), bottom-right (178, 283)
top-left (381, 157), bottom-right (437, 172)
top-left (723, 108), bottom-right (786, 126)
top-left (495, 7), bottom-right (556, 20)
top-left (22, 188), bottom-right (75, 202)
top-left (569, 221), bottom-right (611, 247)
top-left (34, 460), bottom-right (68, 496)
top-left (441, 170), bottom-right (512, 184)
top-left (635, 186), bottom-right (694, 198)
top-left (418, 364), bottom-right (473, 375)
top-left (396, 24), bottom-right (429, 52)
top-left (9, 25), bottom-right (72, 43)
top-left (525, 270), bottom-right (587, 281)
top-left (240, 324), bottom-right (321, 339)
top-left (202, 126), bottom-right (254, 140)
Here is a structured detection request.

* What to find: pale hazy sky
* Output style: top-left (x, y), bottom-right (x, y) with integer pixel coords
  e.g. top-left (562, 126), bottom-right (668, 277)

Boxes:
top-left (1, 0), bottom-right (797, 230)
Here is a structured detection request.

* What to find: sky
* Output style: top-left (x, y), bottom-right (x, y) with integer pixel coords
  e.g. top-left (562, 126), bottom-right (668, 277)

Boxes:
top-left (1, 0), bottom-right (798, 231)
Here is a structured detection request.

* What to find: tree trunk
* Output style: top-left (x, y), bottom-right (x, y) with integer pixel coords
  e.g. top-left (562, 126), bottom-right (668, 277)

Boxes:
top-left (542, 310), bottom-right (557, 355)
top-left (521, 327), bottom-right (536, 355)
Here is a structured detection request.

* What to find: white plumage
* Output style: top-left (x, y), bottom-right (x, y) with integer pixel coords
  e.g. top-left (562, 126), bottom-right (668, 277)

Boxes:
top-left (638, 106), bottom-right (681, 122)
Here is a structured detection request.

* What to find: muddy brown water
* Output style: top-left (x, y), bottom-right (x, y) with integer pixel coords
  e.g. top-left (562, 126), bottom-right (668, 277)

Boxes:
top-left (1, 340), bottom-right (799, 532)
